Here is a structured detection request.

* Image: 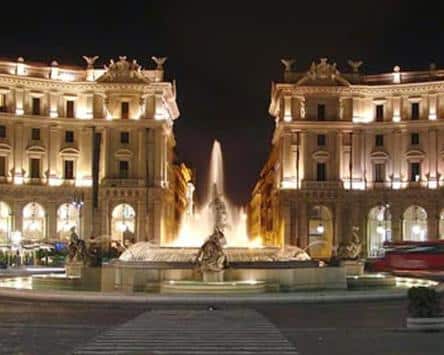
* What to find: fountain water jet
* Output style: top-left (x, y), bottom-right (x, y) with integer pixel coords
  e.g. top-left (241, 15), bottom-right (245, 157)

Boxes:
top-left (170, 140), bottom-right (257, 248)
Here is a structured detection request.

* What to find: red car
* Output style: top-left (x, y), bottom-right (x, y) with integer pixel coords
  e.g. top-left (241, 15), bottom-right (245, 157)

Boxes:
top-left (369, 240), bottom-right (444, 272)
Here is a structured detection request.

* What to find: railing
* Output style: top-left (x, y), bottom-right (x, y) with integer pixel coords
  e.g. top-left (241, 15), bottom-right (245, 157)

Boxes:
top-left (102, 178), bottom-right (143, 187)
top-left (301, 180), bottom-right (343, 189)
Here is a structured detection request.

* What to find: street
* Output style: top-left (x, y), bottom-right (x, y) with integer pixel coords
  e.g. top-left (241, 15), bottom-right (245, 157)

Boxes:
top-left (0, 299), bottom-right (442, 354)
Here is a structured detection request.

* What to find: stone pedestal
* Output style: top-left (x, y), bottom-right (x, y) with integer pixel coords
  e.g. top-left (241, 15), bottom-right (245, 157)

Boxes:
top-left (65, 262), bottom-right (84, 278)
top-left (202, 271), bottom-right (224, 283)
top-left (340, 260), bottom-right (364, 276)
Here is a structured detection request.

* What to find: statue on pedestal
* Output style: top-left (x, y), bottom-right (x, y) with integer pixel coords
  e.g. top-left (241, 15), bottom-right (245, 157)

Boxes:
top-left (66, 227), bottom-right (88, 264)
top-left (337, 226), bottom-right (362, 260)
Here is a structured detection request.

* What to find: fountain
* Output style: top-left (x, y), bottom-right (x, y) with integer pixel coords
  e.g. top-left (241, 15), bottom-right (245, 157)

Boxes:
top-left (0, 141), bottom-right (436, 297)
top-left (112, 140), bottom-right (347, 293)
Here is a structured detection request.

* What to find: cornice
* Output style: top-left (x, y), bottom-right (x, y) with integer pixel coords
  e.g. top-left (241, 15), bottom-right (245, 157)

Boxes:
top-left (274, 81), bottom-right (444, 97)
top-left (0, 73), bottom-right (174, 93)
top-left (0, 113), bottom-right (174, 129)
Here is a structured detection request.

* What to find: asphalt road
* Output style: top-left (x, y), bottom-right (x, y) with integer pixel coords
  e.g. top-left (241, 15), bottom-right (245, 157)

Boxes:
top-left (0, 299), bottom-right (442, 355)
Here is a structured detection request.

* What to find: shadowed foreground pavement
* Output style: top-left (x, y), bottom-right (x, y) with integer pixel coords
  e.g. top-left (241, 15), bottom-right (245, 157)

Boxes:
top-left (0, 299), bottom-right (443, 354)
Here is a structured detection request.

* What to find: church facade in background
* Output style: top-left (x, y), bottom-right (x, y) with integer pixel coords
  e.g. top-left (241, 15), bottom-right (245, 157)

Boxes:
top-left (250, 59), bottom-right (444, 258)
top-left (0, 56), bottom-right (191, 246)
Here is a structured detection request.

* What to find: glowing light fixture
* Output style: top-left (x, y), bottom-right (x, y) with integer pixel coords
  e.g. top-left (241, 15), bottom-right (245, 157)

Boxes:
top-left (412, 224), bottom-right (422, 235)
top-left (376, 225), bottom-right (385, 235)
top-left (316, 223), bottom-right (325, 235)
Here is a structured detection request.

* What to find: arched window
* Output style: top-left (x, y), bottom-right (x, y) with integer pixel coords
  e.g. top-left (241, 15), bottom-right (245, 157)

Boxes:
top-left (23, 202), bottom-right (46, 241)
top-left (403, 205), bottom-right (427, 241)
top-left (0, 202), bottom-right (12, 243)
top-left (111, 204), bottom-right (136, 244)
top-left (367, 205), bottom-right (392, 257)
top-left (308, 205), bottom-right (333, 259)
top-left (57, 203), bottom-right (80, 241)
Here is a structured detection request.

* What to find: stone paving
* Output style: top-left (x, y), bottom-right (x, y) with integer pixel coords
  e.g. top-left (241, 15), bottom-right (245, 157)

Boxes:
top-left (0, 300), bottom-right (443, 354)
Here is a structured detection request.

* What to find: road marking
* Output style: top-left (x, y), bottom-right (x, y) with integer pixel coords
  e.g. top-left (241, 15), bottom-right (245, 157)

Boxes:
top-left (74, 309), bottom-right (298, 354)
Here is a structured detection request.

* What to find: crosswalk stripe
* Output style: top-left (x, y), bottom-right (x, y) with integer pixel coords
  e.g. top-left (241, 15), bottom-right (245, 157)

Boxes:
top-left (73, 309), bottom-right (298, 354)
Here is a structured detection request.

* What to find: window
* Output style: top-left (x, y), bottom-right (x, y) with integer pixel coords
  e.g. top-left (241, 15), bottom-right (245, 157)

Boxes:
top-left (0, 125), bottom-right (5, 138)
top-left (317, 134), bottom-right (326, 146)
top-left (410, 162), bottom-right (421, 182)
top-left (411, 102), bottom-right (420, 120)
top-left (31, 128), bottom-right (40, 141)
top-left (376, 105), bottom-right (384, 122)
top-left (317, 104), bottom-right (325, 121)
top-left (121, 102), bottom-right (129, 119)
top-left (0, 156), bottom-right (5, 177)
top-left (0, 94), bottom-right (6, 112)
top-left (64, 160), bottom-right (74, 180)
top-left (32, 97), bottom-right (41, 115)
top-left (65, 130), bottom-right (74, 143)
top-left (120, 131), bottom-right (130, 144)
top-left (375, 134), bottom-right (384, 147)
top-left (374, 163), bottom-right (385, 183)
top-left (30, 158), bottom-right (40, 178)
top-left (411, 133), bottom-right (420, 145)
top-left (66, 100), bottom-right (74, 118)
top-left (316, 163), bottom-right (326, 181)
top-left (119, 160), bottom-right (129, 179)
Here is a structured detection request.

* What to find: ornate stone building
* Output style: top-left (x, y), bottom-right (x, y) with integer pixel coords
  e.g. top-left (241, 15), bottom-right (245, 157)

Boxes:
top-left (0, 55), bottom-right (186, 246)
top-left (249, 58), bottom-right (444, 258)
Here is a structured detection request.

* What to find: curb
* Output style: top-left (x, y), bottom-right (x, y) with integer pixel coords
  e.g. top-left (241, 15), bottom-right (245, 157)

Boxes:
top-left (0, 287), bottom-right (410, 304)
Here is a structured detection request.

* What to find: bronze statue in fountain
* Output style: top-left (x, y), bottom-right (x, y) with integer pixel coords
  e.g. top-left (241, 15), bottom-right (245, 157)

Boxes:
top-left (195, 186), bottom-right (229, 272)
top-left (195, 228), bottom-right (228, 272)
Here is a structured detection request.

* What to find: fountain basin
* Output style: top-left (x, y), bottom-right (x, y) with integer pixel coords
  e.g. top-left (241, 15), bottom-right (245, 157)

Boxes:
top-left (160, 280), bottom-right (268, 294)
top-left (108, 260), bottom-right (347, 292)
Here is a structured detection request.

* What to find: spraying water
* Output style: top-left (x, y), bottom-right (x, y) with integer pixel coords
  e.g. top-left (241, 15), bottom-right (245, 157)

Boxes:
top-left (169, 140), bottom-right (262, 248)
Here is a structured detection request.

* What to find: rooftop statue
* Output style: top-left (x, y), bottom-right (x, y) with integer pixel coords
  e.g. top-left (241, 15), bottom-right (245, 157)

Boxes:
top-left (97, 56), bottom-right (149, 83)
top-left (152, 56), bottom-right (167, 70)
top-left (82, 56), bottom-right (99, 69)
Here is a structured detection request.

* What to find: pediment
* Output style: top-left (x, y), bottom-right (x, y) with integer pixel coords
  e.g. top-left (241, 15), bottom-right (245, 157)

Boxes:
top-left (370, 150), bottom-right (390, 161)
top-left (114, 148), bottom-right (133, 158)
top-left (312, 150), bottom-right (329, 161)
top-left (295, 58), bottom-right (350, 87)
top-left (59, 147), bottom-right (80, 157)
top-left (96, 56), bottom-right (150, 84)
top-left (26, 145), bottom-right (46, 154)
top-left (0, 143), bottom-right (12, 153)
top-left (405, 149), bottom-right (425, 160)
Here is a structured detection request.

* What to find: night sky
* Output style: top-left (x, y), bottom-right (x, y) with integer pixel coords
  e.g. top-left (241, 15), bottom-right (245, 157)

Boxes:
top-left (1, 1), bottom-right (444, 205)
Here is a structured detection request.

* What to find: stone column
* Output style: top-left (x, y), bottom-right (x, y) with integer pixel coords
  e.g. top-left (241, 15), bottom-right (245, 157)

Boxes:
top-left (103, 128), bottom-right (111, 179)
top-left (281, 201), bottom-right (291, 246)
top-left (391, 204), bottom-right (402, 242)
top-left (136, 198), bottom-right (145, 242)
top-left (428, 129), bottom-right (438, 184)
top-left (137, 129), bottom-right (146, 183)
top-left (47, 201), bottom-right (57, 241)
top-left (334, 201), bottom-right (343, 247)
top-left (392, 129), bottom-right (402, 182)
top-left (13, 200), bottom-right (24, 233)
top-left (298, 201), bottom-right (308, 248)
top-left (13, 123), bottom-right (24, 182)
top-left (427, 204), bottom-right (439, 241)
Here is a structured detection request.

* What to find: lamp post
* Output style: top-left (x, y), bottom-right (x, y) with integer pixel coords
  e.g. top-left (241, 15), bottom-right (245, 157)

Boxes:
top-left (72, 191), bottom-right (84, 239)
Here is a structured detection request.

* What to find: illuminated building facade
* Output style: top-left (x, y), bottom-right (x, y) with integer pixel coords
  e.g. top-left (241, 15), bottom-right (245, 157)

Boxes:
top-left (0, 55), bottom-right (184, 245)
top-left (250, 58), bottom-right (444, 257)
